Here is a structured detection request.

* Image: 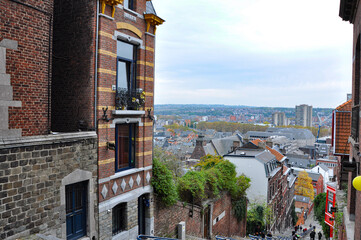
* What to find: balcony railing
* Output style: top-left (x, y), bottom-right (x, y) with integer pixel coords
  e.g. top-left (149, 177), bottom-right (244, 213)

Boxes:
top-left (351, 105), bottom-right (359, 143)
top-left (115, 88), bottom-right (145, 110)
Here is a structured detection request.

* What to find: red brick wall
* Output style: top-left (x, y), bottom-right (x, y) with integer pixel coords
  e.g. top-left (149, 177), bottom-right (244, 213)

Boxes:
top-left (212, 194), bottom-right (247, 237)
top-left (154, 193), bottom-right (246, 239)
top-left (154, 200), bottom-right (203, 238)
top-left (1, 0), bottom-right (53, 136)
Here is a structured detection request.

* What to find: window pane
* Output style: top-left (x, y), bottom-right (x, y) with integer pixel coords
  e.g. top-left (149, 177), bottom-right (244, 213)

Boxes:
top-left (117, 61), bottom-right (128, 90)
top-left (130, 124), bottom-right (136, 167)
top-left (112, 203), bottom-right (127, 235)
top-left (117, 41), bottom-right (133, 60)
top-left (118, 125), bottom-right (130, 169)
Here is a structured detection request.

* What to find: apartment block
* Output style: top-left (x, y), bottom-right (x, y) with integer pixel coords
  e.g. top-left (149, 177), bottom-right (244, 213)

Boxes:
top-left (295, 104), bottom-right (312, 127)
top-left (272, 112), bottom-right (288, 126)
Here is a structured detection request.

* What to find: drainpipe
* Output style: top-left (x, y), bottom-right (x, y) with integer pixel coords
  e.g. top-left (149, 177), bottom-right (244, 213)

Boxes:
top-left (94, 0), bottom-right (100, 131)
top-left (95, 1), bottom-right (100, 240)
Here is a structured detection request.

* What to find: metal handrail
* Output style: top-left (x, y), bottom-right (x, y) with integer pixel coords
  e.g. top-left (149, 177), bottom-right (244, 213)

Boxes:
top-left (137, 235), bottom-right (178, 240)
top-left (215, 236), bottom-right (237, 240)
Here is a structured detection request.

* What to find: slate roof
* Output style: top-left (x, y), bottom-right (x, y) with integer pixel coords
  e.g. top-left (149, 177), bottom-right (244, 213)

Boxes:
top-left (293, 169), bottom-right (321, 182)
top-left (333, 100), bottom-right (351, 155)
top-left (318, 163), bottom-right (329, 172)
top-left (211, 135), bottom-right (242, 156)
top-left (145, 1), bottom-right (157, 15)
top-left (255, 151), bottom-right (276, 163)
top-left (288, 157), bottom-right (312, 168)
top-left (267, 128), bottom-right (315, 141)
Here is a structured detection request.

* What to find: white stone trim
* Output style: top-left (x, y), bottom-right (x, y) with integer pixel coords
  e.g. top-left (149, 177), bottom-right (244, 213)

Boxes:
top-left (114, 30), bottom-right (144, 49)
top-left (112, 226), bottom-right (139, 240)
top-left (112, 110), bottom-right (145, 116)
top-left (145, 32), bottom-right (155, 38)
top-left (99, 165), bottom-right (152, 184)
top-left (110, 117), bottom-right (142, 128)
top-left (99, 186), bottom-right (152, 213)
top-left (99, 13), bottom-right (115, 20)
top-left (0, 131), bottom-right (97, 148)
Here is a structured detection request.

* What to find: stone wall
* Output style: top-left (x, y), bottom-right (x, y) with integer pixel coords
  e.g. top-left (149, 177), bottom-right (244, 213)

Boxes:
top-left (0, 132), bottom-right (98, 240)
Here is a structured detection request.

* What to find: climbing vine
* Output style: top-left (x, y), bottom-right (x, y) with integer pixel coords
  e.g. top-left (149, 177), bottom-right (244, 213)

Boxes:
top-left (178, 155), bottom-right (251, 220)
top-left (232, 196), bottom-right (248, 222)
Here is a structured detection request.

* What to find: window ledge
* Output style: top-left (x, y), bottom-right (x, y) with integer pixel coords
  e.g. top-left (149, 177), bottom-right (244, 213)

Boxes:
top-left (113, 110), bottom-right (145, 116)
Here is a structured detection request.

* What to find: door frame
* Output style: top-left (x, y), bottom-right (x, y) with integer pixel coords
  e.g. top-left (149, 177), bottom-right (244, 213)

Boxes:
top-left (61, 169), bottom-right (96, 239)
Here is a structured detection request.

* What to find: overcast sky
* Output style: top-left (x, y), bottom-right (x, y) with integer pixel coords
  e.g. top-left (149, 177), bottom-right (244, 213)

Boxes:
top-left (153, 0), bottom-right (353, 108)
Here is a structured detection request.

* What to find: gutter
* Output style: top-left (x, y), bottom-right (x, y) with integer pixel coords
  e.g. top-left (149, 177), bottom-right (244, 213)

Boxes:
top-left (94, 0), bottom-right (100, 131)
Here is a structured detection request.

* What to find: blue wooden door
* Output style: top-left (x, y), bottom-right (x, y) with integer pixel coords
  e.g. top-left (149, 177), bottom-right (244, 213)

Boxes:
top-left (66, 181), bottom-right (87, 240)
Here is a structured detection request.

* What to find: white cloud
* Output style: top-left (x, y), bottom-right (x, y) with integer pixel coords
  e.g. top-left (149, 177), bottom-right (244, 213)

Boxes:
top-left (153, 0), bottom-right (353, 108)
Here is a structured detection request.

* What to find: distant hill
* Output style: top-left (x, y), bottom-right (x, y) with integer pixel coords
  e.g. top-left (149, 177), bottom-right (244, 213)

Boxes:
top-left (154, 104), bottom-right (332, 119)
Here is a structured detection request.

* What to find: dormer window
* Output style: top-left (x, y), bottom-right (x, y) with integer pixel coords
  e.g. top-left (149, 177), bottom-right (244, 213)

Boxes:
top-left (124, 0), bottom-right (135, 11)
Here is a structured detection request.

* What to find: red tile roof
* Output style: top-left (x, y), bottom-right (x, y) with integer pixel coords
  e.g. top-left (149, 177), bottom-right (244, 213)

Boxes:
top-left (334, 100), bottom-right (351, 155)
top-left (251, 139), bottom-right (263, 146)
top-left (266, 146), bottom-right (285, 161)
top-left (336, 99), bottom-right (352, 111)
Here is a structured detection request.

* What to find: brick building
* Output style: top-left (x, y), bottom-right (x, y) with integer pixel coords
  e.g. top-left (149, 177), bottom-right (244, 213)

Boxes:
top-left (0, 1), bottom-right (98, 239)
top-left (1, 0), bottom-right (163, 239)
top-left (339, 1), bottom-right (361, 239)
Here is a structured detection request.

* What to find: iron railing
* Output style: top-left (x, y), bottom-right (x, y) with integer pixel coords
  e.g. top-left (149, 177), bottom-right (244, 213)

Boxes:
top-left (137, 235), bottom-right (177, 240)
top-left (115, 88), bottom-right (145, 110)
top-left (351, 105), bottom-right (359, 143)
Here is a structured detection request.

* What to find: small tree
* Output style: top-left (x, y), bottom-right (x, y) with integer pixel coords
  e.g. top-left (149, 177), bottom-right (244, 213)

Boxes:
top-left (295, 170), bottom-right (315, 200)
top-left (314, 193), bottom-right (330, 238)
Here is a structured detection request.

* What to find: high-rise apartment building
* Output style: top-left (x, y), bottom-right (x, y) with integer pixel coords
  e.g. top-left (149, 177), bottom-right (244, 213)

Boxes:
top-left (272, 112), bottom-right (288, 126)
top-left (295, 104), bottom-right (313, 127)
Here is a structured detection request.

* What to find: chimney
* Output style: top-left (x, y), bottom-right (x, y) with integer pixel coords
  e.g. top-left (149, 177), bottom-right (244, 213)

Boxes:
top-left (233, 141), bottom-right (240, 149)
top-left (266, 140), bottom-right (273, 148)
top-left (347, 93), bottom-right (352, 101)
top-left (195, 135), bottom-right (205, 146)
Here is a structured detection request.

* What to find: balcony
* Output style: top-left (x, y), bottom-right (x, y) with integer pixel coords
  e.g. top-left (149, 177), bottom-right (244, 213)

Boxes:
top-left (114, 88), bottom-right (146, 116)
top-left (351, 105), bottom-right (359, 143)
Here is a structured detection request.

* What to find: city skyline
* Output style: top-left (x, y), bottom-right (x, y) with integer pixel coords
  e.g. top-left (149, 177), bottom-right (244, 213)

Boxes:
top-left (154, 0), bottom-right (353, 108)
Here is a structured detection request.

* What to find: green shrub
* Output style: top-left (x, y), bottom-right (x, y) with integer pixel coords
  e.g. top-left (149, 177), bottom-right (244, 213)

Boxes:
top-left (151, 158), bottom-right (178, 206)
top-left (177, 171), bottom-right (206, 203)
top-left (177, 155), bottom-right (251, 221)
